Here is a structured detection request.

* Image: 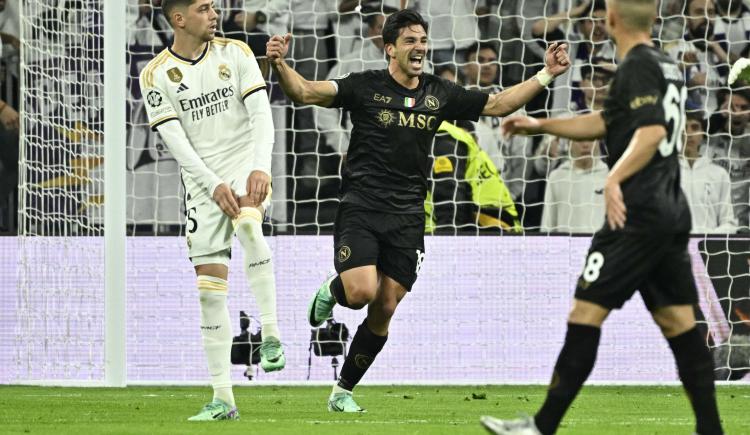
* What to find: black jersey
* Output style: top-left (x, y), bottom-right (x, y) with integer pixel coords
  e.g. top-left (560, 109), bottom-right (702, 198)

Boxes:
top-left (602, 44), bottom-right (691, 233)
top-left (330, 69), bottom-right (488, 214)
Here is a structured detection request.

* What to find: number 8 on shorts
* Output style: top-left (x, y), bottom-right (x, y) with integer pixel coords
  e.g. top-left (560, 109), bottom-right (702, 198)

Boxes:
top-left (582, 251), bottom-right (605, 283)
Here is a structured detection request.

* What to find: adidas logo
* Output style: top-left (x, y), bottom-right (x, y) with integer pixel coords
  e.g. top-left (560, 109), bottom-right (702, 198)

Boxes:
top-left (176, 83), bottom-right (189, 93)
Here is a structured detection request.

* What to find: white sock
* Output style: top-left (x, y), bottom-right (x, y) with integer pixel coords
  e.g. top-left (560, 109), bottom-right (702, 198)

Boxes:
top-left (197, 275), bottom-right (235, 407)
top-left (234, 207), bottom-right (280, 341)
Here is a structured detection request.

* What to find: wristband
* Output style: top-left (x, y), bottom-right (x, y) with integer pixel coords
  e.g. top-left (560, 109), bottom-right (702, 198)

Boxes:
top-left (535, 68), bottom-right (554, 87)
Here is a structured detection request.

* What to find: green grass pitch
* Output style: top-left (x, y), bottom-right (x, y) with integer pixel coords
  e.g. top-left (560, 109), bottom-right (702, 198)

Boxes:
top-left (1, 385), bottom-right (748, 434)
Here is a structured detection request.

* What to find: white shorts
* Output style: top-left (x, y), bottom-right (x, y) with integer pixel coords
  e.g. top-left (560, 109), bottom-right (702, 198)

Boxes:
top-left (185, 173), bottom-right (271, 266)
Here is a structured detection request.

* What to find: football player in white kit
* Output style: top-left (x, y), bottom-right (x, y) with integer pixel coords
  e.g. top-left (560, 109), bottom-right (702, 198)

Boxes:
top-left (139, 0), bottom-right (283, 421)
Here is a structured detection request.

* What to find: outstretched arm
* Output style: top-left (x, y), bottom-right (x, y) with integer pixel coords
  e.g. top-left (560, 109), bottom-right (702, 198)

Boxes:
top-left (503, 111), bottom-right (607, 141)
top-left (266, 33), bottom-right (338, 107)
top-left (481, 42), bottom-right (570, 117)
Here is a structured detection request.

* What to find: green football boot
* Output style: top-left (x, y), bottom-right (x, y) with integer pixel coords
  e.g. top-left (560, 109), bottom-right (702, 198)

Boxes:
top-left (328, 391), bottom-right (366, 413)
top-left (307, 275), bottom-right (336, 327)
top-left (187, 399), bottom-right (239, 421)
top-left (259, 336), bottom-right (286, 372)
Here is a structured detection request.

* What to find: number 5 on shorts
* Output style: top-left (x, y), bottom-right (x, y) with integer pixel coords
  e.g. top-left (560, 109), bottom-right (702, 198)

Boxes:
top-left (582, 251), bottom-right (604, 283)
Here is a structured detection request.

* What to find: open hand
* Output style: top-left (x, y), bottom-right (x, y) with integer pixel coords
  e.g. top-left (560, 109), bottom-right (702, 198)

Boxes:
top-left (502, 115), bottom-right (542, 139)
top-left (604, 179), bottom-right (626, 230)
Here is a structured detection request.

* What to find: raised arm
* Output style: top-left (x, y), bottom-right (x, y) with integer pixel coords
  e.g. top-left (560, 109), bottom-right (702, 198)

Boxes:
top-left (481, 42), bottom-right (570, 117)
top-left (503, 111), bottom-right (607, 141)
top-left (266, 33), bottom-right (338, 107)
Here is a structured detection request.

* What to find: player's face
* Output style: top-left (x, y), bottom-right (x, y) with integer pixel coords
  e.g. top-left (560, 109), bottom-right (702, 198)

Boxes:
top-left (464, 48), bottom-right (498, 87)
top-left (390, 24), bottom-right (428, 77)
top-left (183, 0), bottom-right (219, 42)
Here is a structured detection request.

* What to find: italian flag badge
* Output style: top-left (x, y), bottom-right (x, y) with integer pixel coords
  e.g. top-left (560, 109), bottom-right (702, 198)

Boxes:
top-left (404, 97), bottom-right (416, 107)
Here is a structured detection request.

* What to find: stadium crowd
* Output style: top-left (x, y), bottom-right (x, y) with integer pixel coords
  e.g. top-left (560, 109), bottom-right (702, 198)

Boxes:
top-left (1, 0), bottom-right (749, 235)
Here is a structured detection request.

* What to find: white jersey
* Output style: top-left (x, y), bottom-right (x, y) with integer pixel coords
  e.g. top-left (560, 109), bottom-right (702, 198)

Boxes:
top-left (139, 37), bottom-right (267, 205)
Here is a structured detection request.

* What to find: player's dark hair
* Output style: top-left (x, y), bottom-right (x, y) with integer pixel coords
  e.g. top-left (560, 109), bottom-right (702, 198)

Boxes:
top-left (381, 9), bottom-right (428, 46)
top-left (161, 0), bottom-right (196, 26)
top-left (463, 42), bottom-right (499, 62)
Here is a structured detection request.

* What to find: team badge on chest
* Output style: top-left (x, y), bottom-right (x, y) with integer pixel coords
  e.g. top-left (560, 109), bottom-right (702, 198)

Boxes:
top-left (167, 67), bottom-right (183, 83)
top-left (218, 64), bottom-right (231, 81)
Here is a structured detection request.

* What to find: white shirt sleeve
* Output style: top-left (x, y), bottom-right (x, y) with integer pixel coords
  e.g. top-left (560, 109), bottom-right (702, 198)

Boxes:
top-left (140, 63), bottom-right (223, 196)
top-left (156, 120), bottom-right (224, 197)
top-left (243, 89), bottom-right (274, 176)
top-left (233, 40), bottom-right (274, 176)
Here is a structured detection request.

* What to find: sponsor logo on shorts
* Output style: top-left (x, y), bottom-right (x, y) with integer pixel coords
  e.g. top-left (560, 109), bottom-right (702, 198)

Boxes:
top-left (338, 245), bottom-right (351, 263)
top-left (354, 353), bottom-right (373, 369)
top-left (201, 325), bottom-right (221, 331)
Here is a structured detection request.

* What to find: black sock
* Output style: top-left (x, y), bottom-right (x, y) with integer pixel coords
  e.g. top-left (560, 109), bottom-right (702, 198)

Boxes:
top-left (534, 323), bottom-right (600, 435)
top-left (668, 327), bottom-right (723, 435)
top-left (329, 275), bottom-right (351, 308)
top-left (337, 319), bottom-right (387, 391)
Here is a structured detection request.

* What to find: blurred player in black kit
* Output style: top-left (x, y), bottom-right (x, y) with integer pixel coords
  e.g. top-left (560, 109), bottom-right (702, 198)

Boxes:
top-left (267, 9), bottom-right (570, 412)
top-left (482, 1), bottom-right (724, 434)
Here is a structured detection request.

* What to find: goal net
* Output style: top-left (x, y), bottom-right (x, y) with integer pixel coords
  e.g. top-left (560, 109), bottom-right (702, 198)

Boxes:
top-left (6, 0), bottom-right (749, 385)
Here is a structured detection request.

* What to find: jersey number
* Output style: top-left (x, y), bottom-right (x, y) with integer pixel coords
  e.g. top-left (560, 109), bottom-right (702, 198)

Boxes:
top-left (658, 83), bottom-right (688, 157)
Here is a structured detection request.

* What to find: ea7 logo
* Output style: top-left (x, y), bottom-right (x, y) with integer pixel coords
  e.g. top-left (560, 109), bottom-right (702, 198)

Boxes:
top-left (373, 93), bottom-right (392, 104)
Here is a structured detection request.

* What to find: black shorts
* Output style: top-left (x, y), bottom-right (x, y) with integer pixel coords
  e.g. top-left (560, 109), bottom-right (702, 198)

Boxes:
top-left (333, 203), bottom-right (425, 291)
top-left (574, 229), bottom-right (698, 311)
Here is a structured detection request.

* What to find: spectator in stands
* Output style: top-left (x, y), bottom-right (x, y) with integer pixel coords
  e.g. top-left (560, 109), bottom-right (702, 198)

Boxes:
top-left (540, 139), bottom-right (607, 234)
top-left (459, 42), bottom-right (532, 204)
top-left (533, 60), bottom-right (613, 179)
top-left (130, 0), bottom-right (171, 48)
top-left (315, 7), bottom-right (395, 154)
top-left (416, 0), bottom-right (477, 67)
top-left (714, 0), bottom-right (750, 63)
top-left (223, 0), bottom-right (289, 55)
top-left (289, 0), bottom-right (337, 196)
top-left (705, 87), bottom-right (750, 230)
top-left (337, 0), bottom-right (401, 54)
top-left (665, 0), bottom-right (728, 112)
top-left (531, 0), bottom-right (616, 116)
top-left (574, 57), bottom-right (614, 112)
top-left (461, 42), bottom-right (499, 90)
top-left (680, 112), bottom-right (737, 234)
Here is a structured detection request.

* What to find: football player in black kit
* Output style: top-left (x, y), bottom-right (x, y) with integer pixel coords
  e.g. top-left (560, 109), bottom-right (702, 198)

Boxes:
top-left (482, 1), bottom-right (723, 434)
top-left (267, 9), bottom-right (570, 412)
